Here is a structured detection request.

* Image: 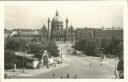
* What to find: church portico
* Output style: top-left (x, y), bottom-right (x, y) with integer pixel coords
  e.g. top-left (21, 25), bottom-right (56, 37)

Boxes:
top-left (51, 36), bottom-right (66, 42)
top-left (46, 11), bottom-right (75, 42)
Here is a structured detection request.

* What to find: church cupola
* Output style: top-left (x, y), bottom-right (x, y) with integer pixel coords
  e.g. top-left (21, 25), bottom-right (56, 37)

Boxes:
top-left (51, 11), bottom-right (63, 31)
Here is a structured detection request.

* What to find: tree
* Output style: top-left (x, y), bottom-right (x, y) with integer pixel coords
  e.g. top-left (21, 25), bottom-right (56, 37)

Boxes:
top-left (31, 37), bottom-right (37, 42)
top-left (107, 36), bottom-right (121, 57)
top-left (117, 42), bottom-right (123, 58)
top-left (74, 39), bottom-right (87, 52)
top-left (100, 38), bottom-right (111, 56)
top-left (73, 38), bottom-right (100, 56)
top-left (28, 40), bottom-right (59, 60)
top-left (5, 38), bottom-right (27, 51)
top-left (46, 40), bottom-right (59, 57)
top-left (28, 43), bottom-right (43, 60)
top-left (85, 38), bottom-right (99, 56)
top-left (4, 49), bottom-right (16, 69)
top-left (4, 38), bottom-right (28, 69)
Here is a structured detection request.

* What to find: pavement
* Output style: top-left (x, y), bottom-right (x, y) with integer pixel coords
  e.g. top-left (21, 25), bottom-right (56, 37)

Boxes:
top-left (5, 41), bottom-right (117, 79)
top-left (16, 55), bottom-right (115, 79)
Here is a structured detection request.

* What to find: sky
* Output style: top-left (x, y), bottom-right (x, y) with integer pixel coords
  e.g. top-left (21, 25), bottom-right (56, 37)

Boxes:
top-left (4, 1), bottom-right (123, 30)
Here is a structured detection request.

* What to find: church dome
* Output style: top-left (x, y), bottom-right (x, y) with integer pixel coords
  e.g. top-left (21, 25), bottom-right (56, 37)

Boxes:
top-left (51, 11), bottom-right (63, 31)
top-left (52, 11), bottom-right (63, 23)
top-left (69, 25), bottom-right (74, 30)
top-left (52, 16), bottom-right (62, 22)
top-left (41, 24), bottom-right (47, 31)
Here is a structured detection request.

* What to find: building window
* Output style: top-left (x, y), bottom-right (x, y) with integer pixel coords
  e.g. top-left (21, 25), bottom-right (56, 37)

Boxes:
top-left (57, 26), bottom-right (59, 30)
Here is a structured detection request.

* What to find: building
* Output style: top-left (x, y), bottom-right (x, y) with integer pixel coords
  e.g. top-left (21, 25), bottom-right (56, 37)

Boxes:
top-left (6, 11), bottom-right (123, 43)
top-left (8, 11), bottom-right (75, 42)
top-left (75, 27), bottom-right (123, 42)
top-left (4, 29), bottom-right (12, 39)
top-left (49, 11), bottom-right (67, 42)
top-left (15, 52), bottom-right (39, 68)
top-left (75, 27), bottom-right (94, 41)
top-left (94, 28), bottom-right (123, 41)
top-left (68, 25), bottom-right (75, 43)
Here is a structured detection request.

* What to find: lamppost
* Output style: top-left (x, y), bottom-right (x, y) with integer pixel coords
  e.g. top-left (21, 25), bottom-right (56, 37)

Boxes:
top-left (100, 55), bottom-right (103, 66)
top-left (22, 52), bottom-right (25, 73)
top-left (19, 44), bottom-right (25, 73)
top-left (114, 56), bottom-right (117, 78)
top-left (100, 48), bottom-right (103, 63)
top-left (22, 42), bottom-right (30, 73)
top-left (61, 46), bottom-right (62, 64)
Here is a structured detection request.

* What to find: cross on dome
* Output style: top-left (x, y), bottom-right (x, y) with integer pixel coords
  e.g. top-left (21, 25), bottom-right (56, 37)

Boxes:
top-left (55, 11), bottom-right (59, 16)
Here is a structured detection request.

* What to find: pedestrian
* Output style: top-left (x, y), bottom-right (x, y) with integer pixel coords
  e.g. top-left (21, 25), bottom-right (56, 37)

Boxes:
top-left (90, 62), bottom-right (91, 66)
top-left (4, 73), bottom-right (8, 79)
top-left (53, 73), bottom-right (55, 78)
top-left (101, 63), bottom-right (102, 66)
top-left (74, 74), bottom-right (77, 79)
top-left (13, 64), bottom-right (16, 72)
top-left (54, 64), bottom-right (56, 67)
top-left (47, 63), bottom-right (49, 69)
top-left (61, 75), bottom-right (63, 79)
top-left (67, 74), bottom-right (69, 78)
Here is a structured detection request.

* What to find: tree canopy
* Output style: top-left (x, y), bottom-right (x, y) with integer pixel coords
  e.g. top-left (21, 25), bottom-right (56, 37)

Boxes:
top-left (5, 38), bottom-right (27, 51)
top-left (73, 37), bottom-right (123, 57)
top-left (28, 40), bottom-right (59, 60)
top-left (4, 49), bottom-right (16, 69)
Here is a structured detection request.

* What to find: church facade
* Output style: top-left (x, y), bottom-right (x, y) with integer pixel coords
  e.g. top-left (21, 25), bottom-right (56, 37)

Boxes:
top-left (9, 11), bottom-right (75, 43)
top-left (48, 11), bottom-right (75, 42)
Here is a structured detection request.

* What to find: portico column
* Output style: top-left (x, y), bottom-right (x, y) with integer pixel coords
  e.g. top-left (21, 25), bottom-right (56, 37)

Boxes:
top-left (61, 37), bottom-right (62, 41)
top-left (62, 37), bottom-right (63, 41)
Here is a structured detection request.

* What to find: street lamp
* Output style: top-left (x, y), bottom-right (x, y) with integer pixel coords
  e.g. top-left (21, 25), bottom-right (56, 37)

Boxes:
top-left (19, 45), bottom-right (25, 73)
top-left (99, 48), bottom-right (103, 66)
top-left (61, 46), bottom-right (62, 64)
top-left (23, 52), bottom-right (25, 73)
top-left (114, 56), bottom-right (117, 78)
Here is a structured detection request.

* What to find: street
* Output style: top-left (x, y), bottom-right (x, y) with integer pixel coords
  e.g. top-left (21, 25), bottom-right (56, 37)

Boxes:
top-left (28, 56), bottom-right (115, 79)
top-left (8, 42), bottom-right (115, 79)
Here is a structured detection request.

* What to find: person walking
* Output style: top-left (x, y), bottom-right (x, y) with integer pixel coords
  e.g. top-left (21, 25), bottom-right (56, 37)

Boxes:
top-left (67, 74), bottom-right (69, 78)
top-left (61, 75), bottom-right (63, 79)
top-left (74, 74), bottom-right (77, 79)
